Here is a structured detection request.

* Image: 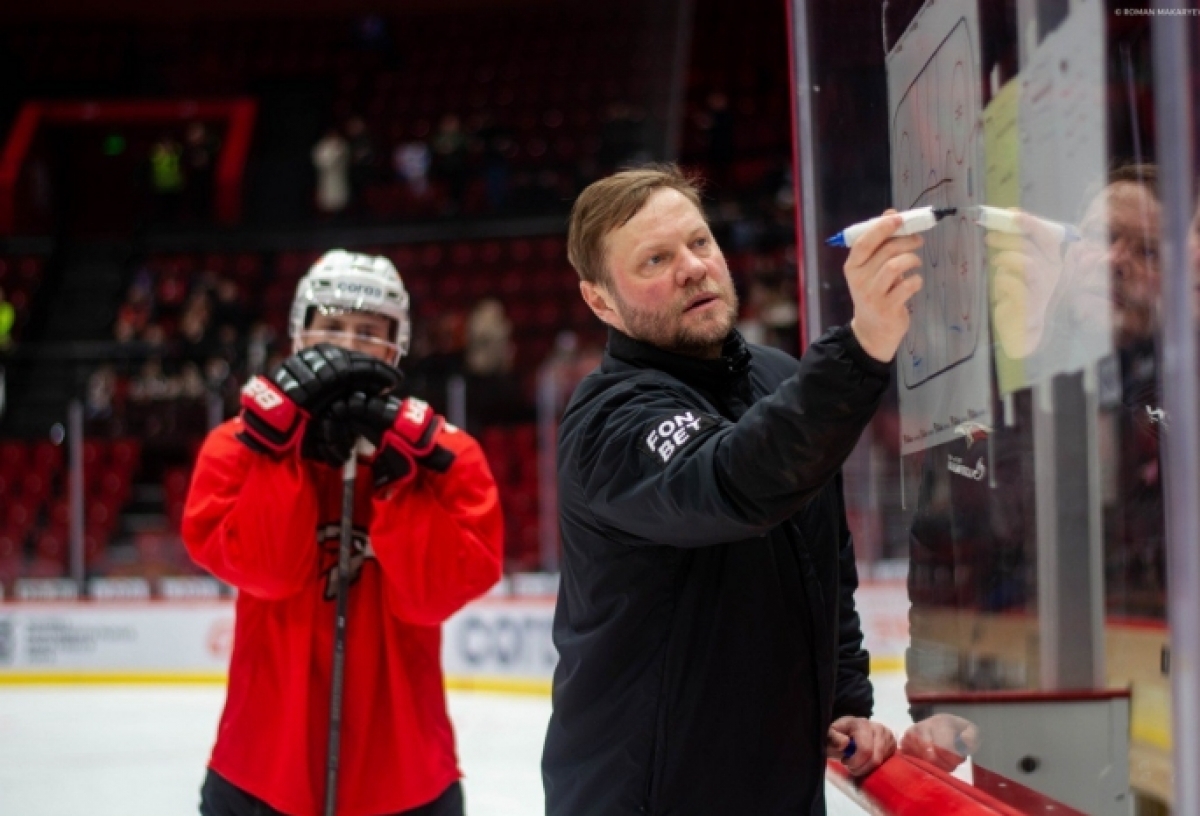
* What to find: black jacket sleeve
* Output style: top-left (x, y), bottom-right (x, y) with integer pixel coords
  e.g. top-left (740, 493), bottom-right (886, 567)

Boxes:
top-left (575, 327), bottom-right (889, 547)
top-left (831, 473), bottom-right (874, 719)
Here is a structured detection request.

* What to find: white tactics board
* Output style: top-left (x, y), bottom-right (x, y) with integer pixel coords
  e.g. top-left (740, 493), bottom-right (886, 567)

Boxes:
top-left (888, 0), bottom-right (992, 454)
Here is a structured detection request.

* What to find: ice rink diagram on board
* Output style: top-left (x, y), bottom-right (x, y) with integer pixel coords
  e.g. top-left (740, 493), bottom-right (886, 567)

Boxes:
top-left (887, 0), bottom-right (992, 455)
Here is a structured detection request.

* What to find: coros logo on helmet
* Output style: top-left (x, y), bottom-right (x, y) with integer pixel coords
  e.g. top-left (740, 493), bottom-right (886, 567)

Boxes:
top-left (335, 282), bottom-right (385, 298)
top-left (289, 250), bottom-right (412, 360)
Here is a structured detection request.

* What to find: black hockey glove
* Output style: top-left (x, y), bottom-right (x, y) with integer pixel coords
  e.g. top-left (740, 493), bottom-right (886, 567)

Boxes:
top-left (301, 400), bottom-right (359, 466)
top-left (237, 344), bottom-right (402, 458)
top-left (341, 392), bottom-right (455, 489)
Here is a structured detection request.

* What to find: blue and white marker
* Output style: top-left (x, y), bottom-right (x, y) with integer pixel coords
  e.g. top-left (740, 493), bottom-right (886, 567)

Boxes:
top-left (825, 205), bottom-right (957, 249)
top-left (971, 205), bottom-right (1081, 244)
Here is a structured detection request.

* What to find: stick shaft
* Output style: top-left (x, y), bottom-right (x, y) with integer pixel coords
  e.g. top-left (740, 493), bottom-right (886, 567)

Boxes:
top-left (324, 455), bottom-right (357, 816)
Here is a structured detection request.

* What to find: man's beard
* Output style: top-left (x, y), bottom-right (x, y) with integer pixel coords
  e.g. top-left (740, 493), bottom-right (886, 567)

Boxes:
top-left (610, 281), bottom-right (740, 358)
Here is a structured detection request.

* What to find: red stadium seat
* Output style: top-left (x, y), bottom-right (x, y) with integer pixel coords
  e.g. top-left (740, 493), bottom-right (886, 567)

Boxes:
top-left (21, 471), bottom-right (52, 504)
top-left (509, 239), bottom-right (533, 266)
top-left (109, 438), bottom-right (141, 470)
top-left (16, 256), bottom-right (44, 285)
top-left (166, 498), bottom-right (187, 531)
top-left (84, 531), bottom-right (107, 559)
top-left (30, 441), bottom-right (64, 475)
top-left (387, 246), bottom-right (418, 274)
top-left (82, 440), bottom-right (106, 469)
top-left (464, 273), bottom-right (492, 301)
top-left (537, 237), bottom-right (565, 267)
top-left (534, 300), bottom-right (564, 328)
top-left (418, 244), bottom-right (444, 272)
top-left (436, 275), bottom-right (467, 302)
top-left (97, 470), bottom-right (132, 505)
top-left (232, 253), bottom-right (263, 283)
top-left (498, 269), bottom-right (524, 296)
top-left (34, 528), bottom-right (67, 564)
top-left (0, 550), bottom-right (22, 583)
top-left (478, 242), bottom-right (504, 268)
top-left (49, 499), bottom-right (70, 529)
top-left (4, 499), bottom-right (37, 535)
top-left (200, 253), bottom-right (230, 276)
top-left (449, 243), bottom-right (475, 268)
top-left (7, 288), bottom-right (28, 312)
top-left (26, 556), bottom-right (66, 578)
top-left (87, 498), bottom-right (119, 535)
top-left (0, 441), bottom-right (27, 474)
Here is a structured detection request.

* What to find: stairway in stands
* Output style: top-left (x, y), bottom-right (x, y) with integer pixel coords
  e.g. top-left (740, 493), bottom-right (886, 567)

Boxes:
top-left (4, 242), bottom-right (130, 438)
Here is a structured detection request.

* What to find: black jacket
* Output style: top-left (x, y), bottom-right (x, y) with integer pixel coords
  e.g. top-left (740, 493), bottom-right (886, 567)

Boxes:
top-left (542, 326), bottom-right (890, 816)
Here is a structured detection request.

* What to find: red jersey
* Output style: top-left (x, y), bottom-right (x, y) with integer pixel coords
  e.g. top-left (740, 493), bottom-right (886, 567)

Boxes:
top-left (183, 418), bottom-right (504, 816)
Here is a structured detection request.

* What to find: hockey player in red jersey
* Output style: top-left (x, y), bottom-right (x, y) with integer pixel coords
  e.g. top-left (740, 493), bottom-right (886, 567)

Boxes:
top-left (184, 250), bottom-right (504, 816)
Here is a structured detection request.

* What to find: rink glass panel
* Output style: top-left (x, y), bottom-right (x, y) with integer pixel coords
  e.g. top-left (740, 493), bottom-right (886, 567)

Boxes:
top-left (791, 1), bottom-right (1192, 812)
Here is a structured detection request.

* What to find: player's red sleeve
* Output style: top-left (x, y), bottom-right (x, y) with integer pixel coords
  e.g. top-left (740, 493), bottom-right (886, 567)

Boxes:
top-left (182, 420), bottom-right (321, 599)
top-left (369, 425), bottom-right (504, 625)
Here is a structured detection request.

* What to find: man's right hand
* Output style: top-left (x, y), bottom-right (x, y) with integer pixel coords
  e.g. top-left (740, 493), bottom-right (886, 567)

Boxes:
top-left (899, 713), bottom-right (979, 772)
top-left (988, 210), bottom-right (1067, 360)
top-left (237, 344), bottom-right (402, 457)
top-left (843, 210), bottom-right (925, 363)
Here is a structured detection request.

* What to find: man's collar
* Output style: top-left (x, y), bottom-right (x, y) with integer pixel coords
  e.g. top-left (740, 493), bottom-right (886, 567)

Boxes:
top-left (605, 327), bottom-right (752, 389)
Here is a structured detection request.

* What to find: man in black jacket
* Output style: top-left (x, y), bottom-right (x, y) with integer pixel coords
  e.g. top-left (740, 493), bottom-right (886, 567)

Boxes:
top-left (542, 165), bottom-right (921, 815)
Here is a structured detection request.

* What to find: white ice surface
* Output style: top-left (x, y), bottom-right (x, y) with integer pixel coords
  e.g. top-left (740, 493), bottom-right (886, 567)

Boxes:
top-left (0, 674), bottom-right (909, 815)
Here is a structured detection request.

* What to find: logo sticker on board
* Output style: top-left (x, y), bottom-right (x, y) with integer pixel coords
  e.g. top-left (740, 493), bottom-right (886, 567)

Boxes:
top-left (639, 411), bottom-right (718, 466)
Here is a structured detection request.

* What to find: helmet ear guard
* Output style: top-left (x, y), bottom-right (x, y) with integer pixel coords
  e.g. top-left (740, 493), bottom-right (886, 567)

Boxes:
top-left (289, 250), bottom-right (412, 362)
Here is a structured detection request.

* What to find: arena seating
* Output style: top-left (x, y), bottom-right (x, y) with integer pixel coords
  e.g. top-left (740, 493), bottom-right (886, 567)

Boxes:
top-left (0, 437), bottom-right (141, 582)
top-left (0, 0), bottom-right (798, 583)
top-left (681, 0), bottom-right (792, 191)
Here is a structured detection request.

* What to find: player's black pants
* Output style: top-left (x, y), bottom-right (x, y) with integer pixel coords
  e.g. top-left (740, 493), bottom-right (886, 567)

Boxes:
top-left (199, 769), bottom-right (465, 816)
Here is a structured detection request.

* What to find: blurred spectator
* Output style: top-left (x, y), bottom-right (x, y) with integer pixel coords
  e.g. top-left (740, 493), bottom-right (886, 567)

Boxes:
top-left (85, 365), bottom-right (117, 422)
top-left (211, 325), bottom-right (242, 372)
top-left (737, 269), bottom-right (799, 356)
top-left (0, 286), bottom-right (14, 350)
top-left (178, 362), bottom-right (207, 399)
top-left (696, 91), bottom-right (735, 188)
top-left (130, 357), bottom-right (173, 402)
top-left (178, 292), bottom-right (213, 365)
top-left (474, 115), bottom-right (515, 211)
top-left (312, 127), bottom-right (351, 214)
top-left (114, 280), bottom-right (154, 342)
top-left (598, 102), bottom-right (648, 173)
top-left (158, 268), bottom-right (189, 315)
top-left (465, 299), bottom-right (513, 376)
top-left (354, 13), bottom-right (395, 63)
top-left (432, 114), bottom-right (469, 214)
top-left (183, 122), bottom-right (220, 220)
top-left (142, 322), bottom-right (170, 358)
top-left (204, 356), bottom-right (240, 417)
top-left (211, 278), bottom-right (248, 338)
top-left (149, 135), bottom-right (185, 221)
top-left (462, 299), bottom-right (528, 432)
top-left (394, 139), bottom-right (432, 197)
top-left (407, 310), bottom-right (467, 416)
top-left (246, 321), bottom-right (276, 377)
top-left (345, 116), bottom-right (377, 210)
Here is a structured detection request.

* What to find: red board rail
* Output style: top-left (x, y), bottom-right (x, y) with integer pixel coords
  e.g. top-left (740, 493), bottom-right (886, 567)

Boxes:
top-left (828, 755), bottom-right (1035, 816)
top-left (0, 98), bottom-right (257, 233)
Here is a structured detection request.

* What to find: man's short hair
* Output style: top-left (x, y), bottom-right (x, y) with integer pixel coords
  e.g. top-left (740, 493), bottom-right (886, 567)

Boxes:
top-left (1108, 162), bottom-right (1158, 196)
top-left (567, 164), bottom-right (705, 285)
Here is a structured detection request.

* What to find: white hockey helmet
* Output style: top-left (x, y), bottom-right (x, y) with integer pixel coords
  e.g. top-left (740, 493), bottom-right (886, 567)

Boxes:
top-left (289, 250), bottom-right (412, 362)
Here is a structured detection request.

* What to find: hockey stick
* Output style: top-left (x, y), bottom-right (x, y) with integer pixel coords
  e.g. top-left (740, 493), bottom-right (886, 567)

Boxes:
top-left (324, 451), bottom-right (357, 816)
